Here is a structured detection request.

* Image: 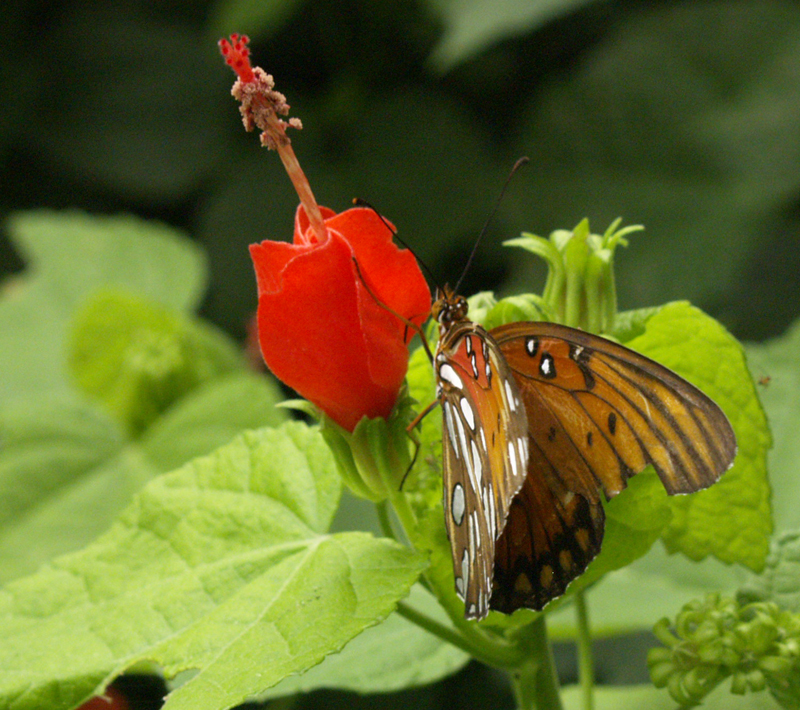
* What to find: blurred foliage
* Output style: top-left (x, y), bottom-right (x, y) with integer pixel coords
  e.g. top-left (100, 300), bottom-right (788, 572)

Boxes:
top-left (2, 0), bottom-right (799, 344)
top-left (1, 0), bottom-right (798, 708)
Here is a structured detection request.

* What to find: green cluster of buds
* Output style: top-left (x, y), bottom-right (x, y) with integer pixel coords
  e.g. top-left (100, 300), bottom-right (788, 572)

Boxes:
top-left (648, 593), bottom-right (800, 708)
top-left (505, 218), bottom-right (642, 333)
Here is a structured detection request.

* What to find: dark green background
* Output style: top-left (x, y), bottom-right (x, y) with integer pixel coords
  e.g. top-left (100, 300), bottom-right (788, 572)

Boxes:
top-left (1, 1), bottom-right (797, 708)
top-left (3, 0), bottom-right (800, 345)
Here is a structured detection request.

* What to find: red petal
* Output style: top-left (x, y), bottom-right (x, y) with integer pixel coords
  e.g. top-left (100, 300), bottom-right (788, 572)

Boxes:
top-left (254, 230), bottom-right (400, 431)
top-left (251, 204), bottom-right (431, 431)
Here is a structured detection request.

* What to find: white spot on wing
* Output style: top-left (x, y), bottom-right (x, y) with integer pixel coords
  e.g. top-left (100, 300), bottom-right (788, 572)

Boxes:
top-left (444, 402), bottom-right (459, 459)
top-left (508, 441), bottom-right (518, 479)
top-left (452, 483), bottom-right (465, 525)
top-left (471, 439), bottom-right (483, 488)
top-left (460, 397), bottom-right (476, 430)
top-left (440, 363), bottom-right (464, 389)
top-left (504, 378), bottom-right (516, 411)
top-left (461, 548), bottom-right (470, 596)
top-left (487, 482), bottom-right (496, 540)
top-left (455, 574), bottom-right (465, 600)
top-left (455, 412), bottom-right (474, 489)
top-left (470, 511), bottom-right (480, 553)
top-left (517, 436), bottom-right (527, 469)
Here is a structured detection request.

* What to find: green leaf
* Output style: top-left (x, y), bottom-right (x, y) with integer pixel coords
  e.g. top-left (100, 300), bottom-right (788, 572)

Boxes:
top-left (625, 302), bottom-right (772, 571)
top-left (0, 373), bottom-right (288, 583)
top-left (257, 584), bottom-right (469, 698)
top-left (141, 372), bottom-right (288, 473)
top-left (0, 424), bottom-right (425, 710)
top-left (738, 531), bottom-right (800, 613)
top-left (0, 210), bottom-right (207, 402)
top-left (429, 0), bottom-right (601, 72)
top-left (745, 319), bottom-right (800, 533)
top-left (611, 305), bottom-right (665, 342)
top-left (68, 290), bottom-right (243, 434)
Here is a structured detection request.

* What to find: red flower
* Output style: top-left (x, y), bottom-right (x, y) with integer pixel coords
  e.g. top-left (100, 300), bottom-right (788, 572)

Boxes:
top-left (251, 204), bottom-right (430, 431)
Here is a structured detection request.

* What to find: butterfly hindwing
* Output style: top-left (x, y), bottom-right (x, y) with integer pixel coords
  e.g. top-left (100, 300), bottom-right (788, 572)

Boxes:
top-left (437, 321), bottom-right (529, 620)
top-left (492, 454), bottom-right (605, 613)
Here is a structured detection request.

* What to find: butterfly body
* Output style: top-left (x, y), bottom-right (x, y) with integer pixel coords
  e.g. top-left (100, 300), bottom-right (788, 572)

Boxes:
top-left (431, 288), bottom-right (737, 620)
top-left (433, 288), bottom-right (529, 619)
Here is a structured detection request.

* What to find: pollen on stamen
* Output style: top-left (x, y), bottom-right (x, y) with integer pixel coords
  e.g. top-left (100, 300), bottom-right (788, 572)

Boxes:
top-left (218, 33), bottom-right (255, 84)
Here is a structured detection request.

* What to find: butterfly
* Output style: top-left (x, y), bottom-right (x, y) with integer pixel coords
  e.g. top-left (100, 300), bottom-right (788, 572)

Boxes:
top-left (431, 284), bottom-right (737, 620)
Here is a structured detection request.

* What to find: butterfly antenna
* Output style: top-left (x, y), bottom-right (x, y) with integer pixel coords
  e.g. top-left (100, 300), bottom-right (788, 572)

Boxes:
top-left (353, 198), bottom-right (441, 291)
top-left (453, 156), bottom-right (529, 294)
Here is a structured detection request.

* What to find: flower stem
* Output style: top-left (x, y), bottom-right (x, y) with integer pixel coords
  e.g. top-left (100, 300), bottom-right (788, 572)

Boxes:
top-left (511, 616), bottom-right (564, 710)
top-left (376, 499), bottom-right (397, 542)
top-left (264, 111), bottom-right (327, 243)
top-left (575, 591), bottom-right (595, 710)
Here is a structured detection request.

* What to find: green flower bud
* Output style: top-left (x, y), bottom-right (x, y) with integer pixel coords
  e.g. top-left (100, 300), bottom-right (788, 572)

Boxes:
top-left (504, 218), bottom-right (641, 332)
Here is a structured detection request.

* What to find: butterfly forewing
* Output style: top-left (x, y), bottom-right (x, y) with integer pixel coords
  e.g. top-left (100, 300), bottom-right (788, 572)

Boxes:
top-left (492, 322), bottom-right (736, 498)
top-left (436, 321), bottom-right (529, 620)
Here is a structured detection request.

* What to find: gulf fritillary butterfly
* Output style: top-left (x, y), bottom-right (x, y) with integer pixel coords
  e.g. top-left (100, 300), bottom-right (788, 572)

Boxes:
top-left (431, 285), bottom-right (737, 620)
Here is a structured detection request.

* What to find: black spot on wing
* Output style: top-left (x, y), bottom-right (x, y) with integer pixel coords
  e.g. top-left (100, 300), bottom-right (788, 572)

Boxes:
top-left (570, 345), bottom-right (596, 390)
top-left (540, 352), bottom-right (557, 379)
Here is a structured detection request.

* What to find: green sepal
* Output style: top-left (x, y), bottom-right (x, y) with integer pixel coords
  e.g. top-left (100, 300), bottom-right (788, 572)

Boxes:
top-left (320, 390), bottom-right (415, 502)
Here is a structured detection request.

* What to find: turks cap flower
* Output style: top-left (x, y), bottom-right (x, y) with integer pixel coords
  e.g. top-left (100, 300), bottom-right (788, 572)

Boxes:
top-left (220, 35), bottom-right (430, 432)
top-left (250, 204), bottom-right (430, 431)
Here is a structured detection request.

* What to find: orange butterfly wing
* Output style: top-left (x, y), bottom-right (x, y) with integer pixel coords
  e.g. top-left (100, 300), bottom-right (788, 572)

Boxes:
top-left (436, 321), bottom-right (529, 620)
top-left (489, 322), bottom-right (736, 612)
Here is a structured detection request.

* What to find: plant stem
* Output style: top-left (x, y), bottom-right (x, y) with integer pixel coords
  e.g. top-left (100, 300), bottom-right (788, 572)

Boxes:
top-left (511, 615), bottom-right (564, 710)
top-left (396, 601), bottom-right (522, 669)
top-left (376, 499), bottom-right (397, 541)
top-left (575, 591), bottom-right (595, 710)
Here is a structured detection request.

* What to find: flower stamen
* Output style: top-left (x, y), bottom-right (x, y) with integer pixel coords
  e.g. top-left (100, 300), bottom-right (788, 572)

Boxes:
top-left (219, 34), bottom-right (326, 243)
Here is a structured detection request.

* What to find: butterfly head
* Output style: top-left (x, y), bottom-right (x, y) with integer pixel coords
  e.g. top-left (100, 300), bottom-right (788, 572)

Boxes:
top-left (431, 285), bottom-right (469, 332)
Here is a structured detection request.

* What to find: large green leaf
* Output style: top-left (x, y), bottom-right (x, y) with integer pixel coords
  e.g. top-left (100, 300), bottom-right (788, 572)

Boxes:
top-left (745, 319), bottom-right (800, 533)
top-left (68, 290), bottom-right (243, 435)
top-left (738, 531), bottom-right (800, 613)
top-left (0, 423), bottom-right (425, 710)
top-left (256, 584), bottom-right (469, 698)
top-left (625, 302), bottom-right (772, 570)
top-left (0, 210), bottom-right (207, 402)
top-left (0, 373), bottom-right (287, 584)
